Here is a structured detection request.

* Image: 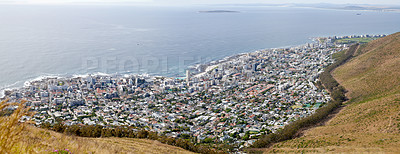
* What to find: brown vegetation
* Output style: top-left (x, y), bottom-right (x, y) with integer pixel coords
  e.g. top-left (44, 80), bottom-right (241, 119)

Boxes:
top-left (20, 125), bottom-right (195, 153)
top-left (0, 99), bottom-right (194, 153)
top-left (0, 100), bottom-right (33, 153)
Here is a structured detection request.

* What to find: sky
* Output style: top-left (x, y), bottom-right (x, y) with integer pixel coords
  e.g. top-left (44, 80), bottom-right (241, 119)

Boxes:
top-left (0, 0), bottom-right (398, 5)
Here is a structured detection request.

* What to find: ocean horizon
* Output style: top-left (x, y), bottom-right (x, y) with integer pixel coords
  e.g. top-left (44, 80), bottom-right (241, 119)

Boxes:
top-left (1, 5), bottom-right (400, 97)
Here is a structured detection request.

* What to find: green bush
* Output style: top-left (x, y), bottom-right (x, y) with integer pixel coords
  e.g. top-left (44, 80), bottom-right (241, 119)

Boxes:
top-left (43, 123), bottom-right (225, 154)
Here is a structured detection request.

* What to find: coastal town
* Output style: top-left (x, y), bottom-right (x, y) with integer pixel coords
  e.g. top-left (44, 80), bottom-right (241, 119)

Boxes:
top-left (2, 35), bottom-right (384, 149)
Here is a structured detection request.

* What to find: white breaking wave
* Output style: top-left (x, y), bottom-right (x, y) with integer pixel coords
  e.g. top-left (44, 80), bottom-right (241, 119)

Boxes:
top-left (0, 80), bottom-right (24, 99)
top-left (1, 72), bottom-right (143, 99)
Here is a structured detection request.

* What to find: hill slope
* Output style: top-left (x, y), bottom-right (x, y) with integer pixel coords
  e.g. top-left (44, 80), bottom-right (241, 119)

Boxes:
top-left (15, 125), bottom-right (194, 153)
top-left (1, 100), bottom-right (194, 153)
top-left (266, 32), bottom-right (400, 153)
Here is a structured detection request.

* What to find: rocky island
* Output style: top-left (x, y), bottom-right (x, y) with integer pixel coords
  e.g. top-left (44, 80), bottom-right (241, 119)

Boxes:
top-left (198, 10), bottom-right (239, 13)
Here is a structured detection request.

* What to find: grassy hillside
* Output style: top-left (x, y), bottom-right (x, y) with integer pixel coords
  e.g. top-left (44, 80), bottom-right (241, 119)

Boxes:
top-left (0, 100), bottom-right (194, 154)
top-left (20, 125), bottom-right (195, 153)
top-left (265, 32), bottom-right (400, 153)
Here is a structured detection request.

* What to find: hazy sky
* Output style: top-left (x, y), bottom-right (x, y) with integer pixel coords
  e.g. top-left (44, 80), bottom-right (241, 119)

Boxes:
top-left (0, 0), bottom-right (398, 5)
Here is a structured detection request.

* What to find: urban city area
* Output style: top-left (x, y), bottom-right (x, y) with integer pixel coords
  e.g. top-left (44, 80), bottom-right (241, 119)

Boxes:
top-left (3, 35), bottom-right (384, 150)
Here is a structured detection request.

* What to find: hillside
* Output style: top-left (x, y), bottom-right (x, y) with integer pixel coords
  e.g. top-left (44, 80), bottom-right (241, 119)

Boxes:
top-left (0, 100), bottom-right (193, 154)
top-left (266, 32), bottom-right (400, 153)
top-left (12, 125), bottom-right (194, 153)
top-left (0, 100), bottom-right (196, 154)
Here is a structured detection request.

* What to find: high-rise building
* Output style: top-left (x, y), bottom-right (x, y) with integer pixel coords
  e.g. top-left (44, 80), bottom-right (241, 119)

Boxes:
top-left (252, 63), bottom-right (257, 72)
top-left (186, 70), bottom-right (191, 86)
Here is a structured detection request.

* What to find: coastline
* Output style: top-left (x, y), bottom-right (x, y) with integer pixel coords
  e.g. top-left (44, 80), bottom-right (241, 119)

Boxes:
top-left (0, 41), bottom-right (311, 99)
top-left (0, 37), bottom-right (333, 99)
top-left (0, 34), bottom-right (382, 99)
top-left (188, 40), bottom-right (316, 78)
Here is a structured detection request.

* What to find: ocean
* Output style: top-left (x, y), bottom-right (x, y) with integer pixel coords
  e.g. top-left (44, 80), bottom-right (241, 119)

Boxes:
top-left (1, 4), bottom-right (400, 97)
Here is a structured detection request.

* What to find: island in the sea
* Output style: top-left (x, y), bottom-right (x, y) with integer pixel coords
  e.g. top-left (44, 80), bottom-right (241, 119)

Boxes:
top-left (198, 10), bottom-right (239, 13)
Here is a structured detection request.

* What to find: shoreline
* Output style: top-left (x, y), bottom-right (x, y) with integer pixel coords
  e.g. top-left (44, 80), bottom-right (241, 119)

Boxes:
top-left (0, 34), bottom-right (384, 99)
top-left (0, 42), bottom-right (310, 99)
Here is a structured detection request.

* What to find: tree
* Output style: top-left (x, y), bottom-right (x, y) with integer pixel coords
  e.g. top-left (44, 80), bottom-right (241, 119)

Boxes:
top-left (203, 138), bottom-right (214, 143)
top-left (137, 130), bottom-right (149, 138)
top-left (180, 134), bottom-right (190, 139)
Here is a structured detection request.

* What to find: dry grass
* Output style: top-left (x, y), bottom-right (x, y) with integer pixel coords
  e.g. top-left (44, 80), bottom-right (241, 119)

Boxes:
top-left (0, 99), bottom-right (194, 154)
top-left (20, 125), bottom-right (195, 154)
top-left (333, 32), bottom-right (400, 101)
top-left (263, 32), bottom-right (400, 153)
top-left (0, 99), bottom-right (33, 153)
